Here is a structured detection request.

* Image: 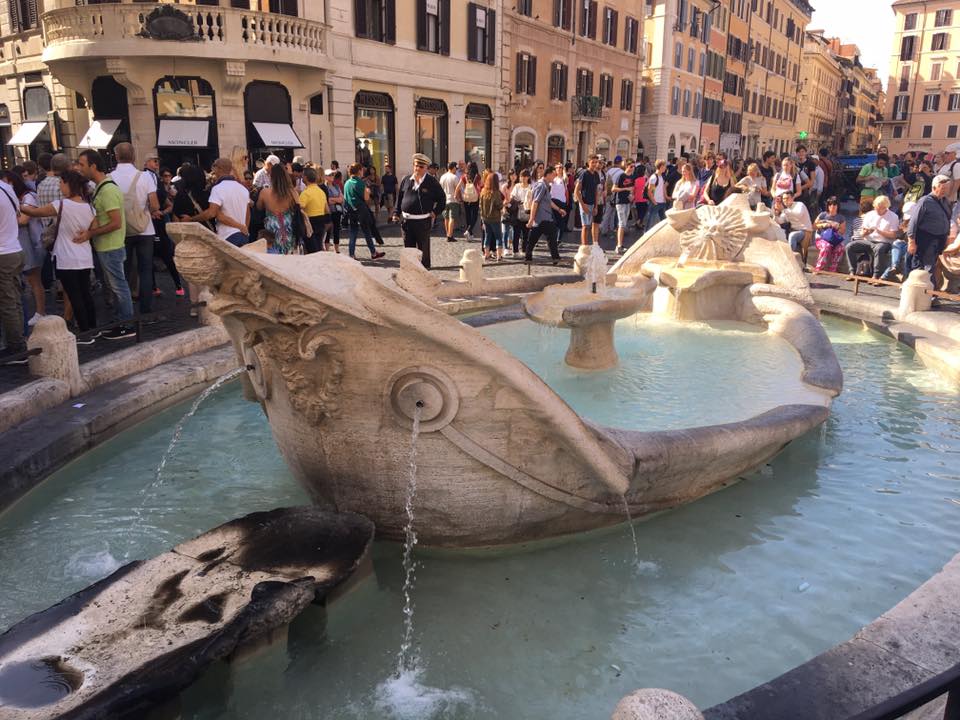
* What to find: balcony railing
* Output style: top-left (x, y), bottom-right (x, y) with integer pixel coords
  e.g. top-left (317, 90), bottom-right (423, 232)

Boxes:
top-left (42, 3), bottom-right (325, 63)
top-left (572, 95), bottom-right (607, 121)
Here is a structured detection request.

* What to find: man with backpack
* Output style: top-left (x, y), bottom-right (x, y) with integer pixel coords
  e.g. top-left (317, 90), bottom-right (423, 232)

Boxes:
top-left (110, 142), bottom-right (160, 317)
top-left (76, 149), bottom-right (136, 340)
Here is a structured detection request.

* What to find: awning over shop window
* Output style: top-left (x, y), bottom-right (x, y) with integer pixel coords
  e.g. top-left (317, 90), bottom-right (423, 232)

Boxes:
top-left (157, 119), bottom-right (210, 148)
top-left (8, 121), bottom-right (48, 146)
top-left (252, 122), bottom-right (304, 148)
top-left (78, 119), bottom-right (122, 150)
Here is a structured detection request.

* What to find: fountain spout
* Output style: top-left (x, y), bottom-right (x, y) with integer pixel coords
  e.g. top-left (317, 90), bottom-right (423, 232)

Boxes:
top-left (583, 244), bottom-right (609, 294)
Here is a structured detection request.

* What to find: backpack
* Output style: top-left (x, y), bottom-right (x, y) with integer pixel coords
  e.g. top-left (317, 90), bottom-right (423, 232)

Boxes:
top-left (904, 180), bottom-right (925, 205)
top-left (123, 170), bottom-right (151, 236)
top-left (461, 178), bottom-right (478, 202)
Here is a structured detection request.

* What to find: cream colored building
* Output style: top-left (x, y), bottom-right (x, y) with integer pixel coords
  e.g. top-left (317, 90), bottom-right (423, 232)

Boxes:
top-left (637, 0), bottom-right (720, 160)
top-left (881, 0), bottom-right (960, 156)
top-left (0, 0), bottom-right (501, 174)
top-left (497, 0), bottom-right (643, 169)
top-left (797, 30), bottom-right (843, 152)
top-left (740, 0), bottom-right (812, 159)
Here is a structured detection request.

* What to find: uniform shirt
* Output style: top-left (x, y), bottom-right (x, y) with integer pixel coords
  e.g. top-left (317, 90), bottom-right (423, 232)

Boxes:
top-left (299, 183), bottom-right (328, 218)
top-left (91, 177), bottom-right (126, 252)
top-left (208, 177), bottom-right (252, 242)
top-left (0, 181), bottom-right (20, 255)
top-left (111, 163), bottom-right (157, 236)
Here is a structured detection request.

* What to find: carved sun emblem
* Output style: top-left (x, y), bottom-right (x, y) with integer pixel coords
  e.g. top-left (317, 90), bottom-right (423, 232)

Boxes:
top-left (678, 205), bottom-right (749, 265)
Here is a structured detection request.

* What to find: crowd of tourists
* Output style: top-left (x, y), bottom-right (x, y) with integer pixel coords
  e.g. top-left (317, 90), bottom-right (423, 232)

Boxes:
top-left (2, 139), bottom-right (959, 365)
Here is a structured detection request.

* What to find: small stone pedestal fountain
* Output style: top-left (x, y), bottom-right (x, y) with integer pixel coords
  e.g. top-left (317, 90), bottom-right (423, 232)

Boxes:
top-left (523, 246), bottom-right (654, 371)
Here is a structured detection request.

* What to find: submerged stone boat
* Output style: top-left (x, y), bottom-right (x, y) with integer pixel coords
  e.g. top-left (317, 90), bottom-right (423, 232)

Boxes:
top-left (169, 196), bottom-right (842, 548)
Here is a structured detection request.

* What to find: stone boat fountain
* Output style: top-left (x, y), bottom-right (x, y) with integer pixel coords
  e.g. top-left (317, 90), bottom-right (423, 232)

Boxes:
top-left (169, 195), bottom-right (842, 548)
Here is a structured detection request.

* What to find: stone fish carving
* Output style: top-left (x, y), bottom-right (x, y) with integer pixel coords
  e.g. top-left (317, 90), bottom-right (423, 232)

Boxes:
top-left (678, 204), bottom-right (749, 266)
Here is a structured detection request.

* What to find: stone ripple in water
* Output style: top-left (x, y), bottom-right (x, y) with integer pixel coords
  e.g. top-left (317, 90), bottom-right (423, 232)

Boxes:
top-left (478, 315), bottom-right (828, 430)
top-left (0, 318), bottom-right (958, 720)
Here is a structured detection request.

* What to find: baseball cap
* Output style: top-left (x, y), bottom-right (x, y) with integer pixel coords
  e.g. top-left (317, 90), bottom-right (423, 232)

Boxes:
top-left (613, 155), bottom-right (623, 163)
top-left (324, 168), bottom-right (336, 176)
top-left (932, 174), bottom-right (951, 188)
top-left (265, 154), bottom-right (281, 166)
top-left (945, 142), bottom-right (960, 154)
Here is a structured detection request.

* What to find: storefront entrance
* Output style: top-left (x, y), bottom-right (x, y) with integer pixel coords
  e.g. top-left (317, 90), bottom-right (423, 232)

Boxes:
top-left (354, 91), bottom-right (395, 174)
top-left (154, 76), bottom-right (219, 170)
top-left (245, 81), bottom-right (302, 169)
top-left (464, 103), bottom-right (492, 170)
top-left (415, 97), bottom-right (448, 166)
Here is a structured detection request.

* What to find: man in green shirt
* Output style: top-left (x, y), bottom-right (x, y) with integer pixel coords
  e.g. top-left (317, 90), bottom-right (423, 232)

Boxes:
top-left (343, 163), bottom-right (385, 261)
top-left (856, 153), bottom-right (891, 200)
top-left (77, 150), bottom-right (135, 339)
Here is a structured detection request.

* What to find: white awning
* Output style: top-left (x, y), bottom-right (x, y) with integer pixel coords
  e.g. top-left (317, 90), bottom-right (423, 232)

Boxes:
top-left (156, 119), bottom-right (210, 148)
top-left (252, 122), bottom-right (304, 148)
top-left (78, 119), bottom-right (122, 150)
top-left (8, 121), bottom-right (48, 146)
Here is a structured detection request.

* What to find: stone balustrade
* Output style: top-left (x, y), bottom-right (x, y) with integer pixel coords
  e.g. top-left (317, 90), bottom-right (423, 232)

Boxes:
top-left (42, 3), bottom-right (325, 63)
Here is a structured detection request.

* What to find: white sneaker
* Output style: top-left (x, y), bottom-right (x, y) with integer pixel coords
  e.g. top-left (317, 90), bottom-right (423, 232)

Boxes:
top-left (504, 249), bottom-right (513, 257)
top-left (463, 230), bottom-right (471, 239)
top-left (27, 312), bottom-right (44, 327)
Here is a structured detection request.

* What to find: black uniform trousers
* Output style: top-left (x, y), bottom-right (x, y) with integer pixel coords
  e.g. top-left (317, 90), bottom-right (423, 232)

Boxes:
top-left (402, 217), bottom-right (434, 268)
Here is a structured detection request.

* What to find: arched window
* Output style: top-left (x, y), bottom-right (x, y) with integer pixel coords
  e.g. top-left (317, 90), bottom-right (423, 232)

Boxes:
top-left (513, 130), bottom-right (536, 170)
top-left (22, 86), bottom-right (51, 121)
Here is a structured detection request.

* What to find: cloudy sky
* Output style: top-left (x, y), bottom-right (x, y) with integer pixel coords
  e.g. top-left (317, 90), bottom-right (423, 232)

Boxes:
top-left (809, 0), bottom-right (897, 77)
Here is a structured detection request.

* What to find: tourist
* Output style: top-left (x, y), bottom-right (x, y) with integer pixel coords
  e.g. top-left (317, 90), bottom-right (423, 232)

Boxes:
top-left (324, 169), bottom-right (344, 252)
top-left (613, 161), bottom-right (636, 255)
top-left (600, 156), bottom-right (625, 237)
top-left (230, 146), bottom-right (249, 182)
top-left (5, 171), bottom-right (44, 326)
top-left (511, 169), bottom-right (533, 255)
top-left (457, 162), bottom-right (482, 239)
top-left (76, 149), bottom-right (135, 340)
top-left (773, 190), bottom-right (813, 263)
top-left (906, 175), bottom-right (952, 278)
top-left (145, 154), bottom-right (182, 301)
top-left (0, 170), bottom-right (25, 361)
top-left (671, 163), bottom-right (699, 211)
top-left (697, 152), bottom-right (716, 189)
top-left (525, 165), bottom-right (565, 264)
top-left (183, 158), bottom-right (250, 248)
top-left (702, 159), bottom-right (735, 206)
top-left (934, 143), bottom-right (960, 221)
top-left (771, 157), bottom-right (802, 200)
top-left (242, 171), bottom-right (255, 192)
top-left (257, 163), bottom-right (303, 255)
top-left (550, 163), bottom-right (569, 249)
top-left (344, 163), bottom-right (386, 261)
top-left (479, 169), bottom-right (504, 261)
top-left (632, 167), bottom-right (648, 232)
top-left (394, 153), bottom-right (445, 269)
top-left (856, 153), bottom-right (891, 201)
top-left (111, 143), bottom-right (159, 316)
top-left (936, 222), bottom-right (960, 292)
top-left (381, 162), bottom-right (397, 220)
top-left (253, 154), bottom-right (280, 190)
top-left (575, 154), bottom-right (604, 245)
top-left (645, 160), bottom-right (670, 232)
top-left (812, 197), bottom-right (846, 274)
top-left (736, 163), bottom-right (765, 210)
top-left (439, 162), bottom-right (462, 244)
top-left (758, 151), bottom-right (777, 207)
top-left (846, 195), bottom-right (899, 284)
top-left (298, 167), bottom-right (330, 254)
top-left (19, 171), bottom-right (97, 338)
top-left (500, 169), bottom-right (518, 257)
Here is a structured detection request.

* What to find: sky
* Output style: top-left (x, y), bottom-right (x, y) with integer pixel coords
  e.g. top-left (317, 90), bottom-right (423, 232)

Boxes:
top-left (809, 0), bottom-right (897, 75)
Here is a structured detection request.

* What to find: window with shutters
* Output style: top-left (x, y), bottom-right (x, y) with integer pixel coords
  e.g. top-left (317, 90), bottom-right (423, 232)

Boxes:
top-left (935, 9), bottom-right (952, 27)
top-left (675, 42), bottom-right (683, 68)
top-left (625, 17), bottom-right (638, 53)
top-left (620, 79), bottom-right (633, 110)
top-left (417, 0), bottom-right (450, 55)
top-left (900, 35), bottom-right (916, 61)
top-left (949, 93), bottom-right (960, 111)
top-left (892, 126), bottom-right (903, 139)
top-left (550, 62), bottom-right (569, 101)
top-left (579, 0), bottom-right (598, 39)
top-left (687, 47), bottom-right (695, 72)
top-left (690, 7), bottom-right (700, 37)
top-left (552, 0), bottom-right (572, 29)
top-left (467, 3), bottom-right (495, 64)
top-left (931, 62), bottom-right (943, 81)
top-left (903, 12), bottom-right (917, 30)
top-left (601, 7), bottom-right (618, 46)
top-left (354, 0), bottom-right (396, 44)
top-left (677, 0), bottom-right (688, 31)
top-left (922, 124), bottom-right (932, 138)
top-left (599, 74), bottom-right (613, 108)
top-left (672, 86), bottom-right (680, 115)
top-left (699, 51), bottom-right (706, 76)
top-left (694, 91), bottom-right (702, 118)
top-left (922, 94), bottom-right (940, 111)
top-left (8, 0), bottom-right (39, 33)
top-left (892, 94), bottom-right (909, 119)
top-left (517, 0), bottom-right (533, 16)
top-left (932, 33), bottom-right (949, 51)
top-left (516, 53), bottom-right (537, 95)
top-left (576, 68), bottom-right (594, 96)
top-left (898, 64), bottom-right (910, 92)
top-left (683, 89), bottom-right (691, 117)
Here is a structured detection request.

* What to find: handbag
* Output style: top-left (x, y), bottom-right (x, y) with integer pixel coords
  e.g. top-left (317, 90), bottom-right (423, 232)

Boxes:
top-left (42, 200), bottom-right (63, 251)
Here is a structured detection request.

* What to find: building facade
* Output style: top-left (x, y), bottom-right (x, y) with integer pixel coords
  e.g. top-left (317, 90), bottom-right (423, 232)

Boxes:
top-left (721, 0), bottom-right (750, 158)
top-left (637, 0), bottom-right (718, 161)
top-left (797, 30), bottom-right (843, 153)
top-left (740, 0), bottom-right (813, 160)
top-left (497, 0), bottom-right (643, 170)
top-left (881, 0), bottom-right (960, 156)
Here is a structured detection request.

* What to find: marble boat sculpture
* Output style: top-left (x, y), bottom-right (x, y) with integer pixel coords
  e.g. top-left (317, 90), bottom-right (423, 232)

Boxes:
top-left (169, 195), bottom-right (842, 548)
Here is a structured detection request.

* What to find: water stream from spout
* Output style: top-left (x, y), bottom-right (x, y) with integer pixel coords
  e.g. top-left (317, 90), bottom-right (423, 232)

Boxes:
top-left (621, 495), bottom-right (640, 567)
top-left (396, 403), bottom-right (423, 675)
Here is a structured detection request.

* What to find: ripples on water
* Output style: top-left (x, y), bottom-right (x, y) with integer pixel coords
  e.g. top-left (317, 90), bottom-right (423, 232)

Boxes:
top-left (0, 316), bottom-right (957, 720)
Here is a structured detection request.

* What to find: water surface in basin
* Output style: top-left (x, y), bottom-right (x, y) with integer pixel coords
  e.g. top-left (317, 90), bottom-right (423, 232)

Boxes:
top-left (479, 314), bottom-right (829, 430)
top-left (0, 317), bottom-right (958, 719)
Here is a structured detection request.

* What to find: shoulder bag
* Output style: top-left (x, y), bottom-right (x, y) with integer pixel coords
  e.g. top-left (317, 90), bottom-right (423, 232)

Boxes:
top-left (42, 200), bottom-right (63, 250)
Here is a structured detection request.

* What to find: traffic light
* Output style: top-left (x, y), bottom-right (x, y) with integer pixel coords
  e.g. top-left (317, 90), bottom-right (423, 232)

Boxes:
top-left (798, 131), bottom-right (809, 140)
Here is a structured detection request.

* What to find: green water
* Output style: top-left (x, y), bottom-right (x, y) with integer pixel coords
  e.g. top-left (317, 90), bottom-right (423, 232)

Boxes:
top-left (0, 316), bottom-right (957, 719)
